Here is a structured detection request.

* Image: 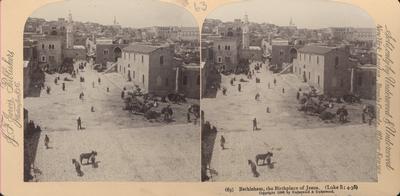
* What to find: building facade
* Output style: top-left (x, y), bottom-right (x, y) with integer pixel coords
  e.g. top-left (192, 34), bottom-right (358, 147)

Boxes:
top-left (117, 44), bottom-right (176, 95)
top-left (95, 44), bottom-right (127, 66)
top-left (212, 38), bottom-right (238, 71)
top-left (353, 64), bottom-right (376, 99)
top-left (293, 45), bottom-right (351, 96)
top-left (37, 36), bottom-right (63, 71)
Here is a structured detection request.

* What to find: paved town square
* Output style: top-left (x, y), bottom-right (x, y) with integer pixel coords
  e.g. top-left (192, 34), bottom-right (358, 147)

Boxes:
top-left (202, 62), bottom-right (376, 181)
top-left (25, 61), bottom-right (200, 181)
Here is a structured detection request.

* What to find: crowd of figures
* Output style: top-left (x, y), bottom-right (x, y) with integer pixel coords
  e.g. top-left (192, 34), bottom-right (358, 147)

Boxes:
top-left (122, 85), bottom-right (200, 123)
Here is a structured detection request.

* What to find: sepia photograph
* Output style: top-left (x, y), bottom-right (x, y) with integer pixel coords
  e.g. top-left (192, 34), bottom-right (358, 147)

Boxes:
top-left (201, 0), bottom-right (377, 182)
top-left (23, 0), bottom-right (201, 182)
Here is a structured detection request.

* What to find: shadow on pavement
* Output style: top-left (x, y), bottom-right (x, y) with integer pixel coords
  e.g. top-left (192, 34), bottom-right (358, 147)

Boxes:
top-left (201, 119), bottom-right (218, 182)
top-left (24, 127), bottom-right (42, 182)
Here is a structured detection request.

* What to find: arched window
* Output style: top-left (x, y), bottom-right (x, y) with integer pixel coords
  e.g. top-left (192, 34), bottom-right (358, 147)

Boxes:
top-left (160, 56), bottom-right (164, 65)
top-left (335, 56), bottom-right (339, 69)
top-left (182, 75), bottom-right (188, 85)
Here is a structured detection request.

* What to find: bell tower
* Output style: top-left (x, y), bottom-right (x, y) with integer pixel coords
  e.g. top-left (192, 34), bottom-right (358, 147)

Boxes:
top-left (66, 10), bottom-right (74, 49)
top-left (242, 13), bottom-right (250, 49)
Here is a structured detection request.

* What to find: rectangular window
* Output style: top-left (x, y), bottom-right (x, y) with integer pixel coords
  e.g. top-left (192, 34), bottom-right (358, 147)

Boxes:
top-left (318, 75), bottom-right (320, 85)
top-left (141, 55), bottom-right (144, 63)
top-left (182, 75), bottom-right (188, 85)
top-left (160, 56), bottom-right (164, 65)
top-left (103, 49), bottom-right (109, 55)
top-left (218, 57), bottom-right (222, 63)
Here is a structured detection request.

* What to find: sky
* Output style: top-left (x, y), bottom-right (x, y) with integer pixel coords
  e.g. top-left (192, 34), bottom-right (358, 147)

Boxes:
top-left (207, 0), bottom-right (376, 29)
top-left (30, 0), bottom-right (198, 28)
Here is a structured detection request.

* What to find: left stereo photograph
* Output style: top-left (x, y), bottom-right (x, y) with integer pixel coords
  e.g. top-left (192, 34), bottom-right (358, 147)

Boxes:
top-left (23, 0), bottom-right (201, 182)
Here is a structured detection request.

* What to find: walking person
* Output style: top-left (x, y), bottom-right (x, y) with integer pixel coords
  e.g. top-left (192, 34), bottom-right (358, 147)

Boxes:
top-left (248, 160), bottom-right (259, 177)
top-left (220, 135), bottom-right (226, 150)
top-left (44, 134), bottom-right (50, 149)
top-left (273, 78), bottom-right (276, 86)
top-left (77, 116), bottom-right (82, 130)
top-left (121, 90), bottom-right (125, 99)
top-left (238, 83), bottom-right (241, 92)
top-left (98, 77), bottom-right (101, 84)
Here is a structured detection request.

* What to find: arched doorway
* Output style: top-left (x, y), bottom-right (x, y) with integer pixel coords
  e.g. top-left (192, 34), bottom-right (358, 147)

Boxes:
top-left (113, 47), bottom-right (122, 61)
top-left (289, 48), bottom-right (297, 63)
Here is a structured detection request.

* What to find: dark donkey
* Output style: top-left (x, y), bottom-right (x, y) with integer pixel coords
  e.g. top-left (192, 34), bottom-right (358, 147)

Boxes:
top-left (80, 151), bottom-right (97, 165)
top-left (255, 152), bottom-right (273, 166)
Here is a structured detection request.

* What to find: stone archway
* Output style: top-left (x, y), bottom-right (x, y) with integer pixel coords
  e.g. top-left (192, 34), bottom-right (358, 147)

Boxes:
top-left (113, 47), bottom-right (122, 61)
top-left (289, 48), bottom-right (297, 63)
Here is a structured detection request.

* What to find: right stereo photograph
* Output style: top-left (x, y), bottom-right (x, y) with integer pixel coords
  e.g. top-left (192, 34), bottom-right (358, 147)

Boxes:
top-left (201, 0), bottom-right (377, 182)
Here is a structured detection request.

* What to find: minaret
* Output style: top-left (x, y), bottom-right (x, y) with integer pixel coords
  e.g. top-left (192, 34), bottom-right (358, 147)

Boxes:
top-left (289, 17), bottom-right (295, 27)
top-left (66, 10), bottom-right (74, 49)
top-left (242, 13), bottom-right (250, 49)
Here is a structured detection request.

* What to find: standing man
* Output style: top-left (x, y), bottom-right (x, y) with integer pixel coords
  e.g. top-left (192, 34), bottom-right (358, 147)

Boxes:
top-left (44, 134), bottom-right (50, 149)
top-left (238, 83), bottom-right (242, 92)
top-left (77, 116), bottom-right (82, 130)
top-left (296, 91), bottom-right (300, 100)
top-left (273, 78), bottom-right (276, 86)
top-left (253, 118), bottom-right (258, 131)
top-left (98, 77), bottom-right (101, 84)
top-left (62, 83), bottom-right (65, 91)
top-left (220, 135), bottom-right (226, 150)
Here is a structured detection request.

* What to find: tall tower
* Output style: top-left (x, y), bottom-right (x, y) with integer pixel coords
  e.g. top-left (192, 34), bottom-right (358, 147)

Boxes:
top-left (66, 10), bottom-right (74, 49)
top-left (242, 13), bottom-right (250, 49)
top-left (289, 17), bottom-right (295, 26)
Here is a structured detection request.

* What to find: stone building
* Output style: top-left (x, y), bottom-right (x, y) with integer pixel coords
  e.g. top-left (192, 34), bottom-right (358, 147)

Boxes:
top-left (117, 43), bottom-right (176, 96)
top-left (176, 27), bottom-right (199, 41)
top-left (353, 64), bottom-right (376, 99)
top-left (212, 38), bottom-right (239, 71)
top-left (270, 44), bottom-right (298, 70)
top-left (95, 43), bottom-right (127, 66)
top-left (64, 45), bottom-right (86, 60)
top-left (178, 64), bottom-right (200, 99)
top-left (37, 36), bottom-right (63, 71)
top-left (293, 45), bottom-right (351, 96)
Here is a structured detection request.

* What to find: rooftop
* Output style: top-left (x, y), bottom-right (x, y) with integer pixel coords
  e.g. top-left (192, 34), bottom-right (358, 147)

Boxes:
top-left (123, 44), bottom-right (166, 53)
top-left (298, 45), bottom-right (336, 54)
